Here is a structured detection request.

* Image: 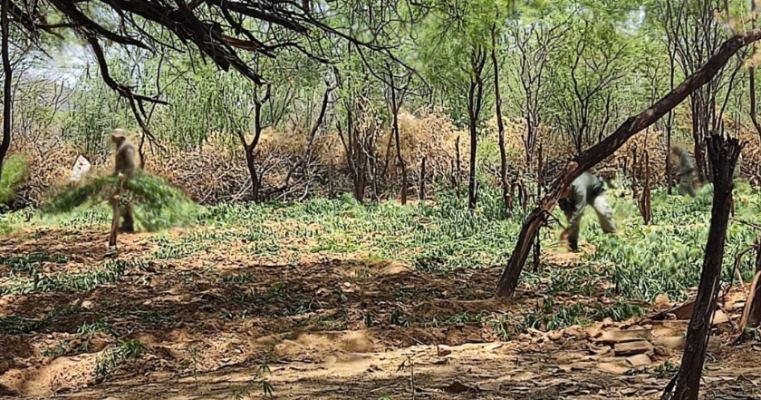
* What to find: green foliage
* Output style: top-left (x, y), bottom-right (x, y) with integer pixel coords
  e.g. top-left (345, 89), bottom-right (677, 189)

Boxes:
top-left (0, 154), bottom-right (28, 204)
top-left (42, 171), bottom-right (197, 232)
top-left (1, 259), bottom-right (145, 295)
top-left (95, 339), bottom-right (144, 378)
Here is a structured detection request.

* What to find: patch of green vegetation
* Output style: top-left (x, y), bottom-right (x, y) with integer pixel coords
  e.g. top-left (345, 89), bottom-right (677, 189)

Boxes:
top-left (0, 304), bottom-right (85, 335)
top-left (0, 154), bottom-right (29, 204)
top-left (219, 272), bottom-right (256, 284)
top-left (42, 171), bottom-right (198, 232)
top-left (593, 300), bottom-right (646, 322)
top-left (95, 339), bottom-right (144, 378)
top-left (1, 253), bottom-right (70, 275)
top-left (523, 298), bottom-right (590, 331)
top-left (78, 319), bottom-right (115, 335)
top-left (430, 311), bottom-right (488, 327)
top-left (0, 259), bottom-right (145, 295)
top-left (389, 308), bottom-right (410, 327)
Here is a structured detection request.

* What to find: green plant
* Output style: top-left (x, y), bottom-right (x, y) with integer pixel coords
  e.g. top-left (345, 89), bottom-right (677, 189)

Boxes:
top-left (42, 171), bottom-right (197, 232)
top-left (230, 353), bottom-right (274, 399)
top-left (78, 319), bottom-right (114, 336)
top-left (95, 339), bottom-right (144, 378)
top-left (390, 309), bottom-right (409, 327)
top-left (0, 154), bottom-right (29, 204)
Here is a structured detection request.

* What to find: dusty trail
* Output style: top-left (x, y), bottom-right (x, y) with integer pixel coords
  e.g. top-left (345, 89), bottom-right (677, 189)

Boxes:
top-left (1, 229), bottom-right (760, 399)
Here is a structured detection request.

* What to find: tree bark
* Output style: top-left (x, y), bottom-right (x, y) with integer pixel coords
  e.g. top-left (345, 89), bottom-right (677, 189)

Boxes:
top-left (245, 147), bottom-right (260, 203)
top-left (495, 29), bottom-right (761, 298)
top-left (661, 134), bottom-right (742, 400)
top-left (419, 156), bottom-right (426, 201)
top-left (640, 150), bottom-right (652, 225)
top-left (492, 25), bottom-right (509, 216)
top-left (391, 88), bottom-right (407, 205)
top-left (0, 0), bottom-right (11, 183)
top-left (467, 47), bottom-right (486, 210)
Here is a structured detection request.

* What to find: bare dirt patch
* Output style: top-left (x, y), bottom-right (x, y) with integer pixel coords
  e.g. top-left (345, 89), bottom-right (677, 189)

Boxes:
top-left (1, 228), bottom-right (760, 399)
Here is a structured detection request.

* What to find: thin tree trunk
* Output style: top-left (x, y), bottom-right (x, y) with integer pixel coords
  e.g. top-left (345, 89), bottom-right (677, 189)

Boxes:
top-left (492, 25), bottom-right (509, 216)
top-left (0, 0), bottom-right (11, 183)
top-left (468, 119), bottom-right (478, 210)
top-left (640, 150), bottom-right (652, 225)
top-left (245, 147), bottom-right (260, 203)
top-left (661, 135), bottom-right (742, 400)
top-left (455, 136), bottom-right (461, 199)
top-left (419, 156), bottom-right (426, 201)
top-left (533, 144), bottom-right (543, 273)
top-left (495, 29), bottom-right (761, 298)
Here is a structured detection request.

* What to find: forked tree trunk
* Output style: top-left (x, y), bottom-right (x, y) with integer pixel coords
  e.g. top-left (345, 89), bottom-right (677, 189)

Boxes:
top-left (495, 29), bottom-right (761, 298)
top-left (661, 135), bottom-right (742, 400)
top-left (467, 47), bottom-right (486, 210)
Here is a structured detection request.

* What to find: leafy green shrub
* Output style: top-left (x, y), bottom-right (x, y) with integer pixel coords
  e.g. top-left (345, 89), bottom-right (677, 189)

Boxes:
top-left (42, 171), bottom-right (197, 231)
top-left (0, 154), bottom-right (29, 204)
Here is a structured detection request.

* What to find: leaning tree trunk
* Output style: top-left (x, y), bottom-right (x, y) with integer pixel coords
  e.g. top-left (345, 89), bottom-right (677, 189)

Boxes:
top-left (245, 147), bottom-right (260, 203)
top-left (494, 29), bottom-right (761, 298)
top-left (0, 0), bottom-right (11, 183)
top-left (661, 135), bottom-right (742, 400)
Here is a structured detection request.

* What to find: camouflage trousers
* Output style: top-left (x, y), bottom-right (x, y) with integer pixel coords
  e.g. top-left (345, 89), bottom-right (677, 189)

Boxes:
top-left (678, 171), bottom-right (697, 198)
top-left (564, 194), bottom-right (616, 250)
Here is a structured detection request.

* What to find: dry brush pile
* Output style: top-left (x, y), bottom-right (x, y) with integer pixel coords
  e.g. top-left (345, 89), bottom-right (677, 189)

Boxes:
top-left (7, 108), bottom-right (761, 208)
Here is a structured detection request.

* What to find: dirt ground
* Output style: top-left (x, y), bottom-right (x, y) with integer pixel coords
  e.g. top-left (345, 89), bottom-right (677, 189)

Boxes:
top-left (1, 228), bottom-right (761, 400)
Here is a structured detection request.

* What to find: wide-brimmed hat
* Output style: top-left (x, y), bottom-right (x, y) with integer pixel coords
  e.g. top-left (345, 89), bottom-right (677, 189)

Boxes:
top-left (110, 129), bottom-right (127, 139)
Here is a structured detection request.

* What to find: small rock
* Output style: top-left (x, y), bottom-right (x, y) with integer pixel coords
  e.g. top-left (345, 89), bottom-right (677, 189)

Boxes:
top-left (613, 341), bottom-right (654, 356)
top-left (654, 294), bottom-right (670, 307)
top-left (437, 345), bottom-right (452, 357)
top-left (477, 381), bottom-right (501, 392)
top-left (712, 310), bottom-right (729, 325)
top-left (585, 326), bottom-right (603, 339)
top-left (466, 333), bottom-right (484, 343)
top-left (548, 330), bottom-right (564, 341)
top-left (653, 336), bottom-right (685, 351)
top-left (626, 354), bottom-right (652, 368)
top-left (444, 381), bottom-right (473, 394)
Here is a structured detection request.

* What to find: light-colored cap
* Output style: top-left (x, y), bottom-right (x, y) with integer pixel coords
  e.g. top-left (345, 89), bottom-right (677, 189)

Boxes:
top-left (110, 129), bottom-right (126, 139)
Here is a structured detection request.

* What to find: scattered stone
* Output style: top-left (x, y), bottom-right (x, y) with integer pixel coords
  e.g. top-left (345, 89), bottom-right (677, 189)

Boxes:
top-left (437, 345), bottom-right (452, 357)
top-left (466, 333), bottom-right (484, 343)
top-left (599, 329), bottom-right (652, 344)
top-left (377, 261), bottom-right (412, 276)
top-left (653, 336), bottom-right (685, 351)
top-left (613, 341), bottom-right (654, 356)
top-left (477, 381), bottom-right (501, 392)
top-left (654, 294), bottom-right (670, 307)
top-left (585, 326), bottom-right (603, 339)
top-left (444, 381), bottom-right (473, 394)
top-left (712, 309), bottom-right (729, 325)
top-left (548, 330), bottom-right (564, 341)
top-left (626, 354), bottom-right (652, 368)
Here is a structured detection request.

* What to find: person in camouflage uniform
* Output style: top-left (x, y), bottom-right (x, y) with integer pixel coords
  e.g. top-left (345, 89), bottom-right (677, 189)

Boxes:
top-left (671, 146), bottom-right (696, 198)
top-left (110, 129), bottom-right (137, 232)
top-left (558, 171), bottom-right (616, 252)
